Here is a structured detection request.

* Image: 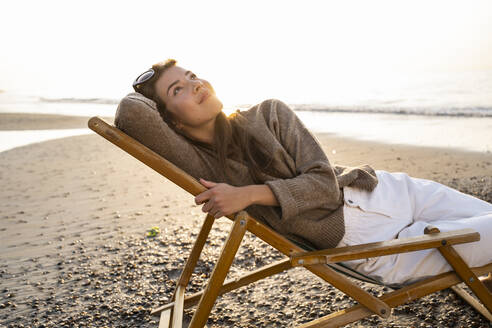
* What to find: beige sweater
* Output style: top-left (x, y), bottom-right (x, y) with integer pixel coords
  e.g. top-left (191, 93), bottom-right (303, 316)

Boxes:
top-left (115, 93), bottom-right (378, 249)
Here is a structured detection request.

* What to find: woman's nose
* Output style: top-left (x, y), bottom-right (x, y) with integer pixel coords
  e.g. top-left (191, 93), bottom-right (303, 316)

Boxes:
top-left (192, 80), bottom-right (204, 93)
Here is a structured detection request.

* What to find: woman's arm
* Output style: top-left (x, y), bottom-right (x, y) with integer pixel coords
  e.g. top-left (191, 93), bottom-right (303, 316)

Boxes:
top-left (246, 184), bottom-right (279, 206)
top-left (195, 99), bottom-right (341, 221)
top-left (259, 99), bottom-right (342, 221)
top-left (195, 179), bottom-right (278, 218)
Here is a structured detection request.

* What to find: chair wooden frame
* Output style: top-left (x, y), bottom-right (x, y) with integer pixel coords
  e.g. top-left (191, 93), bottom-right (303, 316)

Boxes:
top-left (88, 117), bottom-right (492, 327)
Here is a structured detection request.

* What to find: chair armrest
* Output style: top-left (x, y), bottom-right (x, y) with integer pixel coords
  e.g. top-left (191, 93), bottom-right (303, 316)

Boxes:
top-left (291, 228), bottom-right (479, 267)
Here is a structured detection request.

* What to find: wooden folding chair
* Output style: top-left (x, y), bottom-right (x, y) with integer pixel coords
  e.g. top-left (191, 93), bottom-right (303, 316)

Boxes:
top-left (88, 116), bottom-right (492, 327)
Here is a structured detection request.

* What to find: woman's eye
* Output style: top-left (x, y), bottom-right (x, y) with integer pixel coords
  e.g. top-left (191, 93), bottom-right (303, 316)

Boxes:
top-left (173, 87), bottom-right (182, 96)
top-left (190, 74), bottom-right (197, 80)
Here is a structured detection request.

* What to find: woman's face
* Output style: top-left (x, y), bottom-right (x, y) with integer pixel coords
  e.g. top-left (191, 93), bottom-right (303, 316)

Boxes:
top-left (154, 65), bottom-right (223, 131)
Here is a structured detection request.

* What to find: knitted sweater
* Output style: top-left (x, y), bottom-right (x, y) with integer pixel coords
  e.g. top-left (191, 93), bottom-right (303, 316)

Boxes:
top-left (115, 93), bottom-right (378, 249)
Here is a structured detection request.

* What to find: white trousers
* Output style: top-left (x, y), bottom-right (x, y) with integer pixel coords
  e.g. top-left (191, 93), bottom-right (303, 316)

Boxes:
top-left (338, 170), bottom-right (492, 286)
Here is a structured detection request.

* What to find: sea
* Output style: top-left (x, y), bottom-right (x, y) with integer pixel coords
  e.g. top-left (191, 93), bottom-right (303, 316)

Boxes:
top-left (1, 70), bottom-right (492, 153)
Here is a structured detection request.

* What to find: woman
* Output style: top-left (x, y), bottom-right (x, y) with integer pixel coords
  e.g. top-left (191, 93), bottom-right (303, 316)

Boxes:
top-left (117, 59), bottom-right (492, 287)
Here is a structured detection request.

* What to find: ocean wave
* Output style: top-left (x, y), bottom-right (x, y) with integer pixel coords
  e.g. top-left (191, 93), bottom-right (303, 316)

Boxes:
top-left (290, 104), bottom-right (492, 118)
top-left (39, 97), bottom-right (119, 105)
top-left (27, 96), bottom-right (492, 118)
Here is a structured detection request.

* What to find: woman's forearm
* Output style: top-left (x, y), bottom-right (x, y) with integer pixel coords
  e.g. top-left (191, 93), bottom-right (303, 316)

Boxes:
top-left (244, 184), bottom-right (279, 207)
top-left (196, 179), bottom-right (279, 218)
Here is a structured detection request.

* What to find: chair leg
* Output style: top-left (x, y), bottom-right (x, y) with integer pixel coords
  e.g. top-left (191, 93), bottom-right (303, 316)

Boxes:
top-left (424, 226), bottom-right (492, 314)
top-left (158, 309), bottom-right (172, 328)
top-left (172, 214), bottom-right (215, 301)
top-left (297, 262), bottom-right (492, 328)
top-left (451, 285), bottom-right (492, 322)
top-left (439, 246), bottom-right (492, 313)
top-left (172, 285), bottom-right (186, 328)
top-left (155, 215), bottom-right (215, 328)
top-left (307, 263), bottom-right (391, 318)
top-left (188, 212), bottom-right (249, 328)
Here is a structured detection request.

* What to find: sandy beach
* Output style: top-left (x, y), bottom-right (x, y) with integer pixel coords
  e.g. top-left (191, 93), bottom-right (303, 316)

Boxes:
top-left (1, 113), bottom-right (491, 328)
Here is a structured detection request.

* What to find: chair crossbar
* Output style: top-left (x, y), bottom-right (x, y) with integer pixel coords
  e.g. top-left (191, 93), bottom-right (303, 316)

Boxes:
top-left (291, 228), bottom-right (479, 266)
top-left (151, 258), bottom-right (292, 315)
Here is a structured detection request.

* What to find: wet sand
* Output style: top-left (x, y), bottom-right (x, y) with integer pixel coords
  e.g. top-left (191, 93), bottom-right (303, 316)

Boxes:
top-left (0, 113), bottom-right (491, 327)
top-left (0, 113), bottom-right (114, 130)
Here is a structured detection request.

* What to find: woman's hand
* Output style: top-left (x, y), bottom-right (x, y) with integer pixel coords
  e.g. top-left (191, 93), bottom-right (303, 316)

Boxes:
top-left (195, 178), bottom-right (253, 218)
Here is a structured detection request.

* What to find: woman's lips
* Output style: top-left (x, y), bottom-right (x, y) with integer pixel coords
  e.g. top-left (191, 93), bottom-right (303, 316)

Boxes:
top-left (199, 91), bottom-right (210, 104)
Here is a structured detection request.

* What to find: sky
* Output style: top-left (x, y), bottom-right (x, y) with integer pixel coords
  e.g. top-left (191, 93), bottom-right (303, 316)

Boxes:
top-left (1, 0), bottom-right (492, 106)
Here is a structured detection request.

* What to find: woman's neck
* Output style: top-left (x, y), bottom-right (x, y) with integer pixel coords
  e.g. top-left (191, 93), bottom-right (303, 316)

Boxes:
top-left (183, 119), bottom-right (216, 145)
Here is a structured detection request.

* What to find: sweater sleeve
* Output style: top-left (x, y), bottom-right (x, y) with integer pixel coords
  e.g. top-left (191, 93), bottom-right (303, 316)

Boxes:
top-left (261, 99), bottom-right (342, 222)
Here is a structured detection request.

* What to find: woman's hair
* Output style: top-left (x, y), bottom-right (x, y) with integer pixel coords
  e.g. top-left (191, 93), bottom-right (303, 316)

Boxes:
top-left (135, 59), bottom-right (282, 184)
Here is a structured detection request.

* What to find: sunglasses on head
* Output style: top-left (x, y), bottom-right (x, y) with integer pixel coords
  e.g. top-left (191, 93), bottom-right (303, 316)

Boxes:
top-left (132, 68), bottom-right (155, 92)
